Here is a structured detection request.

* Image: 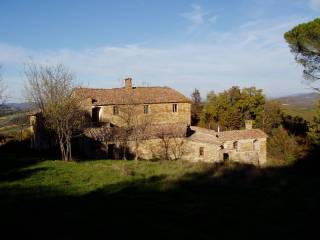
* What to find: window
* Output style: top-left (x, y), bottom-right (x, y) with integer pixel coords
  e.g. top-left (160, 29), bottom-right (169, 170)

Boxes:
top-left (233, 141), bottom-right (239, 151)
top-left (144, 105), bottom-right (149, 114)
top-left (113, 106), bottom-right (119, 115)
top-left (253, 139), bottom-right (260, 151)
top-left (172, 104), bottom-right (178, 113)
top-left (199, 147), bottom-right (204, 157)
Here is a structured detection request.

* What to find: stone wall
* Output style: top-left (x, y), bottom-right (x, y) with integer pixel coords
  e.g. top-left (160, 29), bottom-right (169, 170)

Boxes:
top-left (221, 138), bottom-right (267, 165)
top-left (97, 102), bottom-right (191, 126)
top-left (181, 140), bottom-right (220, 163)
top-left (126, 137), bottom-right (267, 165)
top-left (81, 135), bottom-right (266, 165)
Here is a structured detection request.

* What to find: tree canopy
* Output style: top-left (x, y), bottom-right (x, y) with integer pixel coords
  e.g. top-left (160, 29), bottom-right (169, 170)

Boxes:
top-left (284, 18), bottom-right (320, 90)
top-left (200, 86), bottom-right (265, 130)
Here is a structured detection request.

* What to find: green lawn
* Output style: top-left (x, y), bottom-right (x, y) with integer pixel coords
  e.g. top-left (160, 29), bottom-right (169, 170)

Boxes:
top-left (0, 159), bottom-right (210, 196)
top-left (1, 142), bottom-right (320, 239)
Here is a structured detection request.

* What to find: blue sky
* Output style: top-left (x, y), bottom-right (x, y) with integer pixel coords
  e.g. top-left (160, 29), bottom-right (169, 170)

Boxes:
top-left (1, 0), bottom-right (320, 102)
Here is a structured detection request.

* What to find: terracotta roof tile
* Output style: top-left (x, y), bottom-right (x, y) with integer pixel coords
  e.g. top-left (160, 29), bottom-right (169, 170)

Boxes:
top-left (187, 126), bottom-right (267, 143)
top-left (74, 86), bottom-right (190, 105)
top-left (217, 129), bottom-right (268, 141)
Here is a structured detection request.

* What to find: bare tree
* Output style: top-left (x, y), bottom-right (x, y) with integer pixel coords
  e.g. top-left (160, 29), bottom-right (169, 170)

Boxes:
top-left (10, 111), bottom-right (29, 141)
top-left (131, 115), bottom-right (153, 161)
top-left (25, 63), bottom-right (86, 162)
top-left (170, 137), bottom-right (186, 160)
top-left (117, 89), bottom-right (153, 160)
top-left (117, 102), bottom-right (137, 160)
top-left (157, 124), bottom-right (187, 160)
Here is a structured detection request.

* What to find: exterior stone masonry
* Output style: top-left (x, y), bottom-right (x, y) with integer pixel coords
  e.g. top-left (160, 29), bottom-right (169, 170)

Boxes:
top-left (98, 102), bottom-right (191, 127)
top-left (122, 127), bottom-right (267, 165)
top-left (30, 77), bottom-right (268, 165)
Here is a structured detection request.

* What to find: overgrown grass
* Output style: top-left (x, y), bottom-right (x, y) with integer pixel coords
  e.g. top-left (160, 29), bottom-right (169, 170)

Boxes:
top-left (0, 160), bottom-right (209, 196)
top-left (0, 148), bottom-right (319, 239)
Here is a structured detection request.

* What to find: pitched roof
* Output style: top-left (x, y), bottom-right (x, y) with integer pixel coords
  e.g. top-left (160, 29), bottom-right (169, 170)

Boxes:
top-left (216, 129), bottom-right (268, 141)
top-left (187, 126), bottom-right (267, 144)
top-left (187, 126), bottom-right (221, 144)
top-left (74, 86), bottom-right (190, 105)
top-left (84, 125), bottom-right (267, 143)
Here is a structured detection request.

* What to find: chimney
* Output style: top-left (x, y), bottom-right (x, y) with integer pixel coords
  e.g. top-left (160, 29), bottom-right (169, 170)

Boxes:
top-left (245, 120), bottom-right (253, 130)
top-left (124, 78), bottom-right (132, 89)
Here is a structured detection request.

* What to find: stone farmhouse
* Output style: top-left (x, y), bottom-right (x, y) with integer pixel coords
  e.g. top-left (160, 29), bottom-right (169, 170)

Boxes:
top-left (69, 78), bottom-right (267, 165)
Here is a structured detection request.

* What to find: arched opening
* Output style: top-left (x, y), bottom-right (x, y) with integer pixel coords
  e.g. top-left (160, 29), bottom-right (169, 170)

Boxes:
top-left (253, 139), bottom-right (260, 151)
top-left (223, 153), bottom-right (229, 161)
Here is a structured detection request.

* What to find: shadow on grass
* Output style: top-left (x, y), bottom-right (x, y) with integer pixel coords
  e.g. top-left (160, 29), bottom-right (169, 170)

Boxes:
top-left (0, 155), bottom-right (319, 240)
top-left (0, 139), bottom-right (58, 175)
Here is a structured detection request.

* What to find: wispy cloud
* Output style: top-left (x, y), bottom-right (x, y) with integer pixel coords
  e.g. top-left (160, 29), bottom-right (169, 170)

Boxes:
top-left (0, 11), bottom-right (314, 101)
top-left (310, 0), bottom-right (320, 10)
top-left (181, 4), bottom-right (208, 25)
top-left (180, 4), bottom-right (220, 33)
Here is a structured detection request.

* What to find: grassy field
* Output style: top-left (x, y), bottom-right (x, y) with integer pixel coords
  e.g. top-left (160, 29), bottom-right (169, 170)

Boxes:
top-left (0, 112), bottom-right (29, 137)
top-left (1, 141), bottom-right (320, 239)
top-left (282, 106), bottom-right (316, 122)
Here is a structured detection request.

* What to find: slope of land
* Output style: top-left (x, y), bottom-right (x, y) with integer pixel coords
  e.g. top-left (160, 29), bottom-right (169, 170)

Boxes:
top-left (274, 92), bottom-right (319, 122)
top-left (0, 141), bottom-right (319, 239)
top-left (0, 112), bottom-right (28, 137)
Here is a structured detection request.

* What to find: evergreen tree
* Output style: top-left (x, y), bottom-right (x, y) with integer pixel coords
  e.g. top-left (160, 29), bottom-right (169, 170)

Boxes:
top-left (284, 18), bottom-right (320, 90)
top-left (190, 88), bottom-right (202, 125)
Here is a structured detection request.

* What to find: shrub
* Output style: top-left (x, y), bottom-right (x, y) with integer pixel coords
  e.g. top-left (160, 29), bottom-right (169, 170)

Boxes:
top-left (268, 127), bottom-right (298, 165)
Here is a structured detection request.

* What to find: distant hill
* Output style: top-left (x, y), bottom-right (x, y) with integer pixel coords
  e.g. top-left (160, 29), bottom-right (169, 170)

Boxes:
top-left (274, 93), bottom-right (320, 122)
top-left (0, 102), bottom-right (34, 117)
top-left (6, 102), bottom-right (33, 110)
top-left (274, 92), bottom-right (320, 109)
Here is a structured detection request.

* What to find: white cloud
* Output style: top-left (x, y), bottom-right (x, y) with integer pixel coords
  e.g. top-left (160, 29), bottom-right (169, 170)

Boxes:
top-left (181, 4), bottom-right (207, 25)
top-left (0, 16), bottom-right (314, 101)
top-left (180, 4), bottom-right (219, 32)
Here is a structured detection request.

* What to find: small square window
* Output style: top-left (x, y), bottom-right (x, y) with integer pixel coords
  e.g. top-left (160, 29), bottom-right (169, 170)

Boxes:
top-left (144, 105), bottom-right (149, 114)
top-left (113, 106), bottom-right (119, 115)
top-left (199, 147), bottom-right (204, 157)
top-left (233, 141), bottom-right (239, 151)
top-left (172, 104), bottom-right (178, 113)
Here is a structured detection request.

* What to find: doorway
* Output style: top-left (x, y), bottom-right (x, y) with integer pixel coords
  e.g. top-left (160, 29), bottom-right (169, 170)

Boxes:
top-left (108, 144), bottom-right (115, 159)
top-left (92, 107), bottom-right (101, 123)
top-left (223, 153), bottom-right (229, 161)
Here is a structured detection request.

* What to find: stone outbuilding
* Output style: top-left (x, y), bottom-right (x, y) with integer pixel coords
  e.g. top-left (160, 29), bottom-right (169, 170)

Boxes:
top-left (184, 124), bottom-right (267, 165)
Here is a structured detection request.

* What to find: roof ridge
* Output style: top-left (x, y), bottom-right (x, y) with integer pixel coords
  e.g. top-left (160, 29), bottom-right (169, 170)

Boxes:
top-left (74, 85), bottom-right (190, 105)
top-left (77, 86), bottom-right (172, 90)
